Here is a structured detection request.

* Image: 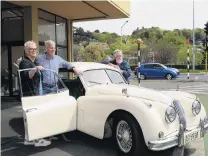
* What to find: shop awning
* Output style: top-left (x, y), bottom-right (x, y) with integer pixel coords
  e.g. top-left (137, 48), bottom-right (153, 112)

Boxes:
top-left (10, 0), bottom-right (130, 22)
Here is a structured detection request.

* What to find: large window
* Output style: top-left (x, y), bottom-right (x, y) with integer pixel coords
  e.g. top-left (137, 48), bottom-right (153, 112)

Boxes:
top-left (38, 9), bottom-right (68, 78)
top-left (57, 47), bottom-right (68, 78)
top-left (2, 8), bottom-right (24, 42)
top-left (38, 18), bottom-right (55, 42)
top-left (38, 9), bottom-right (67, 54)
top-left (38, 45), bottom-right (46, 55)
top-left (56, 16), bottom-right (67, 46)
top-left (38, 9), bottom-right (56, 42)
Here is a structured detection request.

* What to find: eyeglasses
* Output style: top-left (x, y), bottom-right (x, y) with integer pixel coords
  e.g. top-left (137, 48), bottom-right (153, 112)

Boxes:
top-left (29, 48), bottom-right (37, 51)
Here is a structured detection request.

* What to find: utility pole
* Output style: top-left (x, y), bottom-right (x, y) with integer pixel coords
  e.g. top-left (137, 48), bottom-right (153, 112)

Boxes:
top-left (192, 0), bottom-right (195, 70)
top-left (121, 21), bottom-right (128, 50)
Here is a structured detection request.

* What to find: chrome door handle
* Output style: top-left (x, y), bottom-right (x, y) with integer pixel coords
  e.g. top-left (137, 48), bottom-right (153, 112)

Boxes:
top-left (26, 108), bottom-right (37, 113)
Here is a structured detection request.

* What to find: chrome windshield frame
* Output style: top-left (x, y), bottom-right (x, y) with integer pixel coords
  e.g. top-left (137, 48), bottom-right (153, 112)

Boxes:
top-left (81, 68), bottom-right (127, 88)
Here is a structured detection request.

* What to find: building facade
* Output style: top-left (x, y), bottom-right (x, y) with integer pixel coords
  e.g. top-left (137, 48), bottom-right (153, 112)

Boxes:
top-left (1, 1), bottom-right (130, 97)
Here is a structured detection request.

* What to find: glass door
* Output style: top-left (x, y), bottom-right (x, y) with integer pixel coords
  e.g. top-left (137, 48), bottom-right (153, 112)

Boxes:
top-left (1, 45), bottom-right (9, 96)
top-left (11, 46), bottom-right (24, 96)
top-left (1, 44), bottom-right (24, 97)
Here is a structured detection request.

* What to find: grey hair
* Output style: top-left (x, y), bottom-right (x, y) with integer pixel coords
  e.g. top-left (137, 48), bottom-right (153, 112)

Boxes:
top-left (45, 40), bottom-right (56, 48)
top-left (113, 49), bottom-right (123, 57)
top-left (24, 40), bottom-right (36, 53)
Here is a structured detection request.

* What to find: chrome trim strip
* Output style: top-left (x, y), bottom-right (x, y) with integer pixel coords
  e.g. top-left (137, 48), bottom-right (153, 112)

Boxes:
top-left (200, 116), bottom-right (208, 137)
top-left (148, 120), bottom-right (208, 151)
top-left (173, 100), bottom-right (187, 129)
top-left (148, 136), bottom-right (178, 151)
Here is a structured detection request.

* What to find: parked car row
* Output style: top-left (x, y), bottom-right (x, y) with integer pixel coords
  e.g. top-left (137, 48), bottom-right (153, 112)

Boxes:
top-left (134, 63), bottom-right (180, 80)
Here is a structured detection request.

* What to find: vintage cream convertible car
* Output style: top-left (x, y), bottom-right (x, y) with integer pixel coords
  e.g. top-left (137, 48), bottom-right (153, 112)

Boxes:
top-left (18, 62), bottom-right (208, 156)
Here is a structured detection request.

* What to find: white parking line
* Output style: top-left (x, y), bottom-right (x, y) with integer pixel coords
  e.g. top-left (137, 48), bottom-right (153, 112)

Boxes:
top-left (1, 147), bottom-right (18, 153)
top-left (185, 91), bottom-right (208, 95)
top-left (167, 83), bottom-right (208, 95)
top-left (177, 84), bottom-right (208, 89)
top-left (168, 89), bottom-right (208, 95)
top-left (169, 89), bottom-right (205, 91)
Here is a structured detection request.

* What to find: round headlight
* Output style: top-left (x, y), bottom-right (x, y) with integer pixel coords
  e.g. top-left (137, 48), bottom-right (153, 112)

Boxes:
top-left (192, 100), bottom-right (201, 115)
top-left (165, 106), bottom-right (176, 123)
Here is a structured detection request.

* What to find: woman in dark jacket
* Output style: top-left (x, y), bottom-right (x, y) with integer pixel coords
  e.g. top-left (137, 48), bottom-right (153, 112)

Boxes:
top-left (19, 41), bottom-right (51, 147)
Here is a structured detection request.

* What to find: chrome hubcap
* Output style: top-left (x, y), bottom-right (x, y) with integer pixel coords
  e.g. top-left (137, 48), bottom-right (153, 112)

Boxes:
top-left (140, 75), bottom-right (145, 80)
top-left (116, 120), bottom-right (132, 153)
top-left (166, 74), bottom-right (172, 80)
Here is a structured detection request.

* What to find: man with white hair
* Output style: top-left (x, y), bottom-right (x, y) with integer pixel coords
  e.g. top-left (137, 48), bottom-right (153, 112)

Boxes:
top-left (19, 41), bottom-right (45, 96)
top-left (36, 40), bottom-right (83, 94)
top-left (104, 49), bottom-right (132, 83)
top-left (19, 40), bottom-right (51, 147)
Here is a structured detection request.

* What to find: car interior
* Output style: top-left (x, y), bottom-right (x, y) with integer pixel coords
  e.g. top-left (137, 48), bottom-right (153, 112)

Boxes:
top-left (59, 68), bottom-right (85, 99)
top-left (61, 77), bottom-right (85, 99)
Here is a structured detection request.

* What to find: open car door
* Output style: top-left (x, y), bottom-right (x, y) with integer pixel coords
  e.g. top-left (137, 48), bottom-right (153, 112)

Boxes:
top-left (18, 68), bottom-right (77, 141)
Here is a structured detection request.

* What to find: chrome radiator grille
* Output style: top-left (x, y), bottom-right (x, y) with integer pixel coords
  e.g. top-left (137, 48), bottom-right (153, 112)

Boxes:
top-left (173, 100), bottom-right (187, 129)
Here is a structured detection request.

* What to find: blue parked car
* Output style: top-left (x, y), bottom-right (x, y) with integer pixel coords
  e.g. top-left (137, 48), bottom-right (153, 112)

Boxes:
top-left (135, 63), bottom-right (180, 80)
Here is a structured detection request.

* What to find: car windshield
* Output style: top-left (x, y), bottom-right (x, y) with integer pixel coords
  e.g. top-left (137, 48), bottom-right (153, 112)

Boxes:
top-left (160, 64), bottom-right (167, 69)
top-left (82, 69), bottom-right (126, 87)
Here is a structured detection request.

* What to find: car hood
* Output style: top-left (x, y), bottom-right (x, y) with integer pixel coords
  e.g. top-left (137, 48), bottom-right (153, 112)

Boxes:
top-left (167, 67), bottom-right (178, 72)
top-left (87, 84), bottom-right (173, 105)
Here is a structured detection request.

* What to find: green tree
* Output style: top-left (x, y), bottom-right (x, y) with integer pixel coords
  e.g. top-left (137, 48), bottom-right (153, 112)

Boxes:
top-left (181, 29), bottom-right (192, 40)
top-left (176, 45), bottom-right (204, 65)
top-left (80, 43), bottom-right (107, 62)
top-left (152, 40), bottom-right (177, 64)
top-left (73, 26), bottom-right (205, 65)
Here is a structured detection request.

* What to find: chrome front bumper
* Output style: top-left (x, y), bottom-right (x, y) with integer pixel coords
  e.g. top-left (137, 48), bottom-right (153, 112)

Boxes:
top-left (148, 117), bottom-right (208, 151)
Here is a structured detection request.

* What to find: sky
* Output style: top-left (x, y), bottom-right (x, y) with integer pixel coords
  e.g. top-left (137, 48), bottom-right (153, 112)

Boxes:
top-left (73, 0), bottom-right (208, 35)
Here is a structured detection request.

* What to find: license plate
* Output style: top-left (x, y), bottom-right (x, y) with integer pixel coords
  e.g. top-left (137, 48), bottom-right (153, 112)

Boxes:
top-left (184, 129), bottom-right (200, 144)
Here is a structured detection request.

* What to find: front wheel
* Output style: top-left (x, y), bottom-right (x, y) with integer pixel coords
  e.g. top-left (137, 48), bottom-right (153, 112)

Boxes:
top-left (165, 73), bottom-right (173, 80)
top-left (113, 113), bottom-right (147, 156)
top-left (140, 74), bottom-right (146, 80)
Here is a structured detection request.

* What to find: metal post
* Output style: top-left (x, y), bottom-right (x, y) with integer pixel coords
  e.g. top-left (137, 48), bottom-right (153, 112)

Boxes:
top-left (121, 28), bottom-right (122, 50)
top-left (187, 40), bottom-right (190, 79)
top-left (206, 50), bottom-right (208, 73)
top-left (136, 39), bottom-right (142, 85)
top-left (137, 44), bottom-right (141, 84)
top-left (192, 0), bottom-right (195, 70)
top-left (205, 37), bottom-right (208, 73)
top-left (121, 21), bottom-right (128, 50)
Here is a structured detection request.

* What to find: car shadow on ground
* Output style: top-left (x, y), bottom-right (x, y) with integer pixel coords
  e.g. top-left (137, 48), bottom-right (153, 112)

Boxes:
top-left (8, 117), bottom-right (25, 136)
top-left (2, 117), bottom-right (197, 156)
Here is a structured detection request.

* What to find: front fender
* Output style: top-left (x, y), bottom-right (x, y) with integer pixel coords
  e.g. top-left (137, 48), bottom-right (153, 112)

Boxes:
top-left (77, 95), bottom-right (179, 146)
top-left (166, 70), bottom-right (177, 77)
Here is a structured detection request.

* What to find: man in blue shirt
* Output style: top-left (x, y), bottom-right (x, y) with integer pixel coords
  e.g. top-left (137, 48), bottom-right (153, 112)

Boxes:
top-left (36, 40), bottom-right (83, 94)
top-left (103, 49), bottom-right (132, 83)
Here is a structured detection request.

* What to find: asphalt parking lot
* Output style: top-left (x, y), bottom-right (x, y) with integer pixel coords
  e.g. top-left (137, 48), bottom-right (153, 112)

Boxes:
top-left (1, 73), bottom-right (208, 156)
